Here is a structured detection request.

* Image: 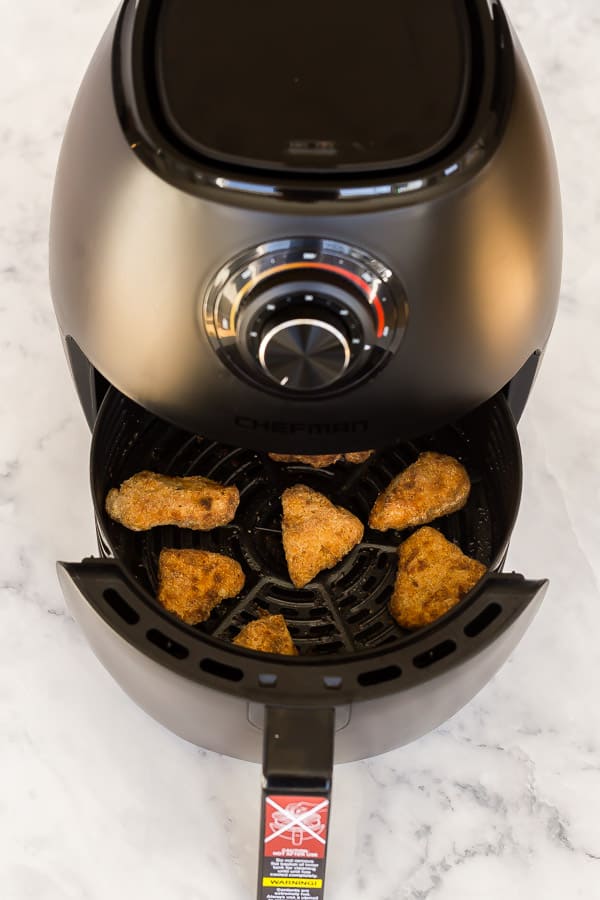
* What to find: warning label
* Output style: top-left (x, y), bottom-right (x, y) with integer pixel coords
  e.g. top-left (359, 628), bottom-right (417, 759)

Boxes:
top-left (260, 795), bottom-right (330, 900)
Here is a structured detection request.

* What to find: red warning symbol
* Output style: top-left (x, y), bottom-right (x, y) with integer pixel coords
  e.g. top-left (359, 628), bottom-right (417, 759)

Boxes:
top-left (264, 795), bottom-right (329, 859)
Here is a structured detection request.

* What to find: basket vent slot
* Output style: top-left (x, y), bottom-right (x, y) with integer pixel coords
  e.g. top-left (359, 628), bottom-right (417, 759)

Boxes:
top-left (103, 589), bottom-right (139, 625)
top-left (413, 639), bottom-right (456, 669)
top-left (200, 657), bottom-right (244, 682)
top-left (358, 665), bottom-right (402, 687)
top-left (147, 629), bottom-right (189, 660)
top-left (464, 603), bottom-right (502, 637)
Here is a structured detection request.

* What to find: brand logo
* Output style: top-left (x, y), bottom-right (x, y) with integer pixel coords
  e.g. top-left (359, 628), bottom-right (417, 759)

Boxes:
top-left (235, 416), bottom-right (368, 435)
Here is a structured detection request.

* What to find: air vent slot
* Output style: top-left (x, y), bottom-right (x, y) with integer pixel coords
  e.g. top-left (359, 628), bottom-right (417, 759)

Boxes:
top-left (413, 640), bottom-right (457, 669)
top-left (103, 589), bottom-right (139, 625)
top-left (464, 603), bottom-right (502, 637)
top-left (359, 622), bottom-right (385, 642)
top-left (200, 657), bottom-right (244, 682)
top-left (347, 608), bottom-right (371, 626)
top-left (358, 665), bottom-right (402, 687)
top-left (147, 629), bottom-right (188, 660)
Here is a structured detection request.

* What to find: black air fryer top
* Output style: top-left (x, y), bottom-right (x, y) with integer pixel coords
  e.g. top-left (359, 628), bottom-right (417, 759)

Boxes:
top-left (118, 0), bottom-right (512, 180)
top-left (153, 0), bottom-right (472, 173)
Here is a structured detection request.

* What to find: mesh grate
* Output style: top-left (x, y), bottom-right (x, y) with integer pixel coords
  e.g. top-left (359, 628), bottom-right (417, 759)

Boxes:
top-left (93, 392), bottom-right (516, 658)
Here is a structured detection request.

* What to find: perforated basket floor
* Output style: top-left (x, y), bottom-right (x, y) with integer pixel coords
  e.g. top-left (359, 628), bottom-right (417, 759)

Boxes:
top-left (92, 391), bottom-right (520, 657)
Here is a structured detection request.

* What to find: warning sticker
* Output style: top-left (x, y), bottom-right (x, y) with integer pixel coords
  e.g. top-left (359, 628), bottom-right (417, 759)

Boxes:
top-left (260, 795), bottom-right (330, 900)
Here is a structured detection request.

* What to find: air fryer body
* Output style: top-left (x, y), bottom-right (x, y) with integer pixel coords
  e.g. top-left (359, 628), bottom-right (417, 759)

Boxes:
top-left (50, 0), bottom-right (562, 452)
top-left (50, 6), bottom-right (561, 878)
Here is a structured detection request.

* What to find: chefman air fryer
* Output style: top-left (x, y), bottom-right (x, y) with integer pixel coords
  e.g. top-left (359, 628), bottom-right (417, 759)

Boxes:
top-left (49, 1), bottom-right (562, 897)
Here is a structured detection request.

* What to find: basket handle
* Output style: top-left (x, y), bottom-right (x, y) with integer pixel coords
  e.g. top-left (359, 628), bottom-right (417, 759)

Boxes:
top-left (258, 707), bottom-right (335, 900)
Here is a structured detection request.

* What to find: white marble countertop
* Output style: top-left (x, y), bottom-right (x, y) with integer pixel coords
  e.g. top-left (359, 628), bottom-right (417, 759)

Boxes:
top-left (1, 1), bottom-right (599, 897)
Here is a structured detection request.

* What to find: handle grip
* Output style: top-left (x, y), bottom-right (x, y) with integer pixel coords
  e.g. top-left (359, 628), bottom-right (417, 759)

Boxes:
top-left (259, 707), bottom-right (335, 900)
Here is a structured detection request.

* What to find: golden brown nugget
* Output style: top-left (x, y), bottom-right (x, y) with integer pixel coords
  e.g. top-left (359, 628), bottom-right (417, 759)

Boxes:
top-left (369, 452), bottom-right (470, 531)
top-left (390, 527), bottom-right (487, 629)
top-left (106, 471), bottom-right (239, 531)
top-left (157, 549), bottom-right (245, 625)
top-left (269, 451), bottom-right (374, 469)
top-left (281, 485), bottom-right (364, 588)
top-left (233, 614), bottom-right (298, 655)
top-left (343, 451), bottom-right (374, 464)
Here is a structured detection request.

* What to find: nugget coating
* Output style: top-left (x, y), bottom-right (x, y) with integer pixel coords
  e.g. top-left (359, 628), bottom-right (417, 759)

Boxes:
top-left (369, 452), bottom-right (470, 531)
top-left (269, 451), bottom-right (373, 469)
top-left (157, 549), bottom-right (245, 625)
top-left (343, 451), bottom-right (374, 464)
top-left (233, 614), bottom-right (298, 655)
top-left (281, 484), bottom-right (364, 588)
top-left (105, 471), bottom-right (239, 531)
top-left (390, 527), bottom-right (486, 629)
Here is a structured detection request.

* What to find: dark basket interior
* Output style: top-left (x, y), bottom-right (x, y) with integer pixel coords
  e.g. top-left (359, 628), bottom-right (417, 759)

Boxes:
top-left (92, 389), bottom-right (521, 658)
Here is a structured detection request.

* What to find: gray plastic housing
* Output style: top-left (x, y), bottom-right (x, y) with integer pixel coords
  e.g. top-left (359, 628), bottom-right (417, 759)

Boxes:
top-left (50, 5), bottom-right (561, 452)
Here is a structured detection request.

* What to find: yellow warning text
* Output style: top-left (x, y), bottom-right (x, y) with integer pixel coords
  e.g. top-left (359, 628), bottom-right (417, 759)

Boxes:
top-left (263, 878), bottom-right (323, 889)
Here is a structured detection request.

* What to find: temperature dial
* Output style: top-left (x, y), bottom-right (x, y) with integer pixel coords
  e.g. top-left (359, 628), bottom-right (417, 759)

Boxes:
top-left (259, 316), bottom-right (351, 391)
top-left (202, 238), bottom-right (408, 396)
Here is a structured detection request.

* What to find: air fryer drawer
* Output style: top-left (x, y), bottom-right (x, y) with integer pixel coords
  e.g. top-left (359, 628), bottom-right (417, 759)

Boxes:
top-left (57, 386), bottom-right (546, 725)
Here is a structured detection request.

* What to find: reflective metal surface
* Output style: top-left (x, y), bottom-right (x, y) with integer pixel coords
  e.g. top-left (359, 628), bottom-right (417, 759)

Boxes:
top-left (258, 319), bottom-right (351, 391)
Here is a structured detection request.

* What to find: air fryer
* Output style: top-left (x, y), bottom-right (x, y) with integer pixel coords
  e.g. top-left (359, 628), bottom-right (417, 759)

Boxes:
top-left (49, 1), bottom-right (562, 897)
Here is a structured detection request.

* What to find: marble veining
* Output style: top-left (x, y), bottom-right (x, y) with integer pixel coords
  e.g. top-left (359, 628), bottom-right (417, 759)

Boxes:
top-left (1, 1), bottom-right (599, 897)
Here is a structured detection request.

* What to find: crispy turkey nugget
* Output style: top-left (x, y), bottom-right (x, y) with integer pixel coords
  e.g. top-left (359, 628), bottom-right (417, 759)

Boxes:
top-left (234, 614), bottom-right (298, 655)
top-left (269, 451), bottom-right (373, 469)
top-left (369, 452), bottom-right (470, 531)
top-left (282, 485), bottom-right (364, 588)
top-left (343, 451), bottom-right (374, 464)
top-left (157, 549), bottom-right (245, 625)
top-left (106, 471), bottom-right (239, 531)
top-left (390, 527), bottom-right (486, 629)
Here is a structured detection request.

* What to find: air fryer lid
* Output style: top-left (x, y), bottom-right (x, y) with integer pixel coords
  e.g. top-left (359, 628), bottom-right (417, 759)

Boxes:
top-left (151, 0), bottom-right (473, 172)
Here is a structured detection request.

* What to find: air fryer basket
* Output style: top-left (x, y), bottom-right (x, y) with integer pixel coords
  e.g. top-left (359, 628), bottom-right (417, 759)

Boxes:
top-left (92, 387), bottom-right (521, 659)
top-left (57, 386), bottom-right (547, 900)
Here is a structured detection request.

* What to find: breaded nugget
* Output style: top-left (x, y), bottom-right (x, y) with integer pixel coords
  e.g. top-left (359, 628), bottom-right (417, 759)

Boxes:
top-left (106, 471), bottom-right (239, 531)
top-left (281, 485), bottom-right (364, 588)
top-left (157, 549), bottom-right (245, 625)
top-left (343, 451), bottom-right (374, 464)
top-left (369, 452), bottom-right (470, 531)
top-left (233, 614), bottom-right (298, 655)
top-left (269, 451), bottom-right (373, 469)
top-left (390, 527), bottom-right (487, 629)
